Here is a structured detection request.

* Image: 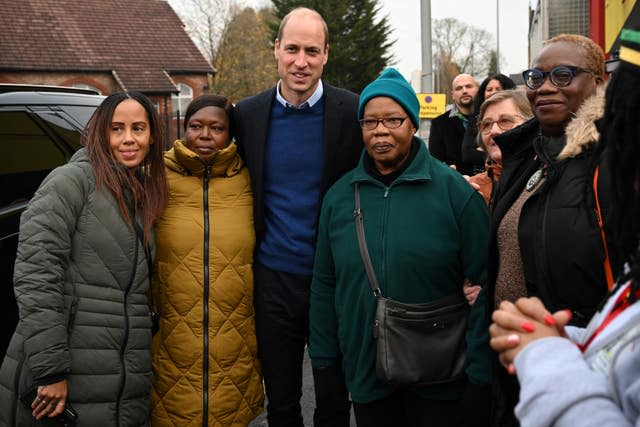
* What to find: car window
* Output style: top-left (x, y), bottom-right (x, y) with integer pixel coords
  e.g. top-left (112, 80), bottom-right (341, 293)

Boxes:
top-left (0, 111), bottom-right (70, 205)
top-left (34, 110), bottom-right (86, 152)
top-left (60, 105), bottom-right (96, 130)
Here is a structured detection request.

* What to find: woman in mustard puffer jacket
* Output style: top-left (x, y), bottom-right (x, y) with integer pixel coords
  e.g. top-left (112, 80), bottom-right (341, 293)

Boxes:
top-left (150, 95), bottom-right (264, 426)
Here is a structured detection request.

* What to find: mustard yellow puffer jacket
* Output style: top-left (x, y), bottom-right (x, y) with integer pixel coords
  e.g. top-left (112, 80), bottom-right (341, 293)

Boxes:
top-left (150, 140), bottom-right (264, 426)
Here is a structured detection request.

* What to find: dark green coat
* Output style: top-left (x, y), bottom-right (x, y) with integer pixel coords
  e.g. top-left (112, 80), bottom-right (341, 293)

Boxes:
top-left (309, 139), bottom-right (491, 403)
top-left (0, 149), bottom-right (154, 426)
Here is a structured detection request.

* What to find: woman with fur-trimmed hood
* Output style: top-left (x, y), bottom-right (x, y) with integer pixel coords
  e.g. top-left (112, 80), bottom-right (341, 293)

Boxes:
top-left (486, 34), bottom-right (611, 427)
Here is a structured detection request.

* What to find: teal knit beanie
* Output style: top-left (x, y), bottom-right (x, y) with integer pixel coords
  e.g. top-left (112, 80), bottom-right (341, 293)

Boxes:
top-left (358, 68), bottom-right (420, 129)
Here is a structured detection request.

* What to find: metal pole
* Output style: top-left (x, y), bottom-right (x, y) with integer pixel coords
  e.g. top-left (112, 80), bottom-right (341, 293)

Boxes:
top-left (496, 0), bottom-right (500, 73)
top-left (420, 0), bottom-right (433, 93)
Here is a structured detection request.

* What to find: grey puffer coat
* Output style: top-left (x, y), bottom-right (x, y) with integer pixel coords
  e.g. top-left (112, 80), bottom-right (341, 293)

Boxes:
top-left (0, 149), bottom-right (154, 427)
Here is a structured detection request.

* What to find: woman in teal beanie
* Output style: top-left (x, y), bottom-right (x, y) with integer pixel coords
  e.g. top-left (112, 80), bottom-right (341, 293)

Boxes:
top-left (309, 68), bottom-right (492, 426)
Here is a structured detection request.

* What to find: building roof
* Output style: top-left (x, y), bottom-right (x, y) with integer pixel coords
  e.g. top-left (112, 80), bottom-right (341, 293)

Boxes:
top-left (0, 0), bottom-right (214, 93)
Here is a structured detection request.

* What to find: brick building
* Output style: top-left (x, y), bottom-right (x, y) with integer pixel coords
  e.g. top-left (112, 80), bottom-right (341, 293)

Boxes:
top-left (0, 0), bottom-right (214, 143)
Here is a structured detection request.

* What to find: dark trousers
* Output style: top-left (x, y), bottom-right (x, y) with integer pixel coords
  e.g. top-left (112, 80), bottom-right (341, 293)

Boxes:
top-left (353, 391), bottom-right (461, 427)
top-left (254, 262), bottom-right (310, 427)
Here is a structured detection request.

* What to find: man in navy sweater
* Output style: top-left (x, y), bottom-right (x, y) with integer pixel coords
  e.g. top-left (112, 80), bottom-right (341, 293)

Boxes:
top-left (233, 7), bottom-right (363, 427)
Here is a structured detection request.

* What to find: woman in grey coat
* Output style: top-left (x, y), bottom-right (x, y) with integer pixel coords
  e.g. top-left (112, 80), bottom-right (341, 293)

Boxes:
top-left (0, 92), bottom-right (168, 426)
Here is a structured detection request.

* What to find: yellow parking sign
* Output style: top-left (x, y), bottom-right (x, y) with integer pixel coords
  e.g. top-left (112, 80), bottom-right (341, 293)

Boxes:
top-left (417, 93), bottom-right (446, 119)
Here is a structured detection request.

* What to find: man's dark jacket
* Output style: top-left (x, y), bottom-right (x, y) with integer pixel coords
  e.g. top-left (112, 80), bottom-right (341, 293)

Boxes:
top-left (233, 82), bottom-right (363, 242)
top-left (428, 109), bottom-right (473, 175)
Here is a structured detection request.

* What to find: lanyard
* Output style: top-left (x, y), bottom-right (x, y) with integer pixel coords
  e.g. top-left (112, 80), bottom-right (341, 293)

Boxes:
top-left (579, 282), bottom-right (640, 352)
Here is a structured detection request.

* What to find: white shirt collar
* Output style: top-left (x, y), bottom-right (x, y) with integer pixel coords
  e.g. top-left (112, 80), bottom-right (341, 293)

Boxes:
top-left (276, 80), bottom-right (324, 109)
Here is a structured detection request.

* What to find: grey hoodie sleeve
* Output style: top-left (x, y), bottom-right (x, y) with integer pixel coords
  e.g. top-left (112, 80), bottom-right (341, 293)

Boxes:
top-left (514, 336), bottom-right (639, 427)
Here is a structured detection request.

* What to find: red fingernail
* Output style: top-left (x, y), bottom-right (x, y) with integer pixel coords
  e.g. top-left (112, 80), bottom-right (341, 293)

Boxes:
top-left (521, 321), bottom-right (536, 332)
top-left (507, 334), bottom-right (520, 345)
top-left (543, 314), bottom-right (555, 326)
top-left (564, 309), bottom-right (573, 321)
top-left (507, 364), bottom-right (516, 375)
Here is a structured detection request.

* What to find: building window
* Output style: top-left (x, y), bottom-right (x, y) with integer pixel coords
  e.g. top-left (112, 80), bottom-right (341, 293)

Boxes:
top-left (70, 83), bottom-right (101, 94)
top-left (172, 83), bottom-right (193, 117)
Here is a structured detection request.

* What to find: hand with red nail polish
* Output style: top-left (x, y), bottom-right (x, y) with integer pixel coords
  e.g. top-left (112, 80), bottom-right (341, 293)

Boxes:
top-left (490, 297), bottom-right (568, 370)
top-left (543, 314), bottom-right (556, 326)
top-left (521, 321), bottom-right (536, 333)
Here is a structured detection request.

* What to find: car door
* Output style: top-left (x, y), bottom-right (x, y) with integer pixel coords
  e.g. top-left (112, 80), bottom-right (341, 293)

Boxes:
top-left (0, 103), bottom-right (97, 359)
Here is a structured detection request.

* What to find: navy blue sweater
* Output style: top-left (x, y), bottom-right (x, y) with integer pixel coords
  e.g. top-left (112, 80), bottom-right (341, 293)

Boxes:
top-left (257, 99), bottom-right (325, 275)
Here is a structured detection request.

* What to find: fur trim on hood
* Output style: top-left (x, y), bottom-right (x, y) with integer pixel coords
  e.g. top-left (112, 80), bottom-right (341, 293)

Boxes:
top-left (558, 83), bottom-right (606, 160)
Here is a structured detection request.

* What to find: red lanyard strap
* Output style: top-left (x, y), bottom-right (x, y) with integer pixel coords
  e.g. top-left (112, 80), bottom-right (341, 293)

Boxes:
top-left (579, 284), bottom-right (640, 352)
top-left (593, 166), bottom-right (615, 291)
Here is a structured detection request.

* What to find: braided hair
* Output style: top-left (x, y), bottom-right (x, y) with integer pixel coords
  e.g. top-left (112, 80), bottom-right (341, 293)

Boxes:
top-left (602, 29), bottom-right (640, 301)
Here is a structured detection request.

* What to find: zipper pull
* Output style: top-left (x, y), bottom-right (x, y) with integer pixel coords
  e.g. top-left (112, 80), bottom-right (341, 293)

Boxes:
top-left (384, 188), bottom-right (389, 198)
top-left (67, 297), bottom-right (78, 334)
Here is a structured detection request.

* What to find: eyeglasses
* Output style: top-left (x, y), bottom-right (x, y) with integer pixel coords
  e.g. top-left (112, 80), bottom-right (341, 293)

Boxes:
top-left (359, 117), bottom-right (408, 130)
top-left (478, 114), bottom-right (524, 134)
top-left (522, 65), bottom-right (594, 90)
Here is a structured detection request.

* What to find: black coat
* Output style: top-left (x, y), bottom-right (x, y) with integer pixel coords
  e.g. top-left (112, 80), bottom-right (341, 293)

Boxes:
top-left (489, 118), bottom-right (609, 324)
top-left (461, 113), bottom-right (487, 174)
top-left (428, 109), bottom-right (474, 175)
top-left (488, 104), bottom-right (611, 426)
top-left (487, 88), bottom-right (617, 427)
top-left (233, 83), bottom-right (363, 242)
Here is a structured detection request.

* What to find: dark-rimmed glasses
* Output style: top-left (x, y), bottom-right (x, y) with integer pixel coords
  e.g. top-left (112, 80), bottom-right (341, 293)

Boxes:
top-left (359, 117), bottom-right (408, 130)
top-left (478, 114), bottom-right (524, 134)
top-left (522, 65), bottom-right (594, 90)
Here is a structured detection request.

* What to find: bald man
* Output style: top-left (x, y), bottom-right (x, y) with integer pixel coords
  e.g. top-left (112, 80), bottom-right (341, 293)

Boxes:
top-left (428, 73), bottom-right (479, 175)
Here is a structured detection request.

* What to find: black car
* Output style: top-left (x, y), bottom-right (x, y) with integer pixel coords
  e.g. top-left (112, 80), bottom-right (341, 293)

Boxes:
top-left (0, 85), bottom-right (104, 359)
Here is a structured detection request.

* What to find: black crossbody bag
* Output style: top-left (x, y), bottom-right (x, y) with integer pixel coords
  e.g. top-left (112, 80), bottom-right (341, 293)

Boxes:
top-left (354, 183), bottom-right (469, 386)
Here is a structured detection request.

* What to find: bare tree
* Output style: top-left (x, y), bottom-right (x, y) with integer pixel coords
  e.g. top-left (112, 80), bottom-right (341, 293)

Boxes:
top-left (167, 0), bottom-right (238, 64)
top-left (432, 17), bottom-right (496, 100)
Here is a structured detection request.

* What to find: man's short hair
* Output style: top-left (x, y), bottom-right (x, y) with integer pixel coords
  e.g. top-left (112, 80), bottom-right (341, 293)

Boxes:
top-left (277, 7), bottom-right (329, 47)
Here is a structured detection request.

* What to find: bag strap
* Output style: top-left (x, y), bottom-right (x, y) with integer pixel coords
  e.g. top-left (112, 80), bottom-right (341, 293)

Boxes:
top-left (354, 183), bottom-right (382, 297)
top-left (593, 165), bottom-right (615, 291)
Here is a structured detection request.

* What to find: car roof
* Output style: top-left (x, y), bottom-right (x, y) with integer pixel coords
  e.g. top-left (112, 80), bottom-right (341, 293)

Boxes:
top-left (0, 83), bottom-right (99, 95)
top-left (0, 90), bottom-right (105, 107)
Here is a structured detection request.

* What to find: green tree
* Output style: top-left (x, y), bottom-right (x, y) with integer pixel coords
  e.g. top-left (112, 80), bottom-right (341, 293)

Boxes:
top-left (213, 7), bottom-right (278, 102)
top-left (270, 0), bottom-right (394, 93)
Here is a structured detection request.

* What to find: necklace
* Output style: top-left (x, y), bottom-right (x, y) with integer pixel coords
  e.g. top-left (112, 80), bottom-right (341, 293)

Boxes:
top-left (526, 168), bottom-right (544, 192)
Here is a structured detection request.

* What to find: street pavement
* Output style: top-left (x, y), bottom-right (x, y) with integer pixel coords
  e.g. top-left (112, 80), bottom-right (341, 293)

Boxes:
top-left (249, 348), bottom-right (356, 426)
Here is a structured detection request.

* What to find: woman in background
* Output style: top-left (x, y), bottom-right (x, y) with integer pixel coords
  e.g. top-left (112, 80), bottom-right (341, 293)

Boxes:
top-left (150, 95), bottom-right (263, 426)
top-left (461, 74), bottom-right (516, 173)
top-left (468, 90), bottom-right (533, 208)
top-left (0, 92), bottom-right (168, 426)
